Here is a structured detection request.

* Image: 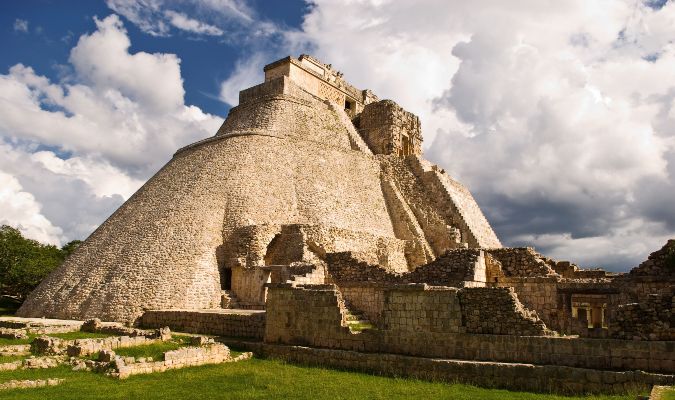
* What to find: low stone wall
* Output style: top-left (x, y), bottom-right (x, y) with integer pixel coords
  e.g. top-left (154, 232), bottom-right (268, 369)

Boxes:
top-left (0, 328), bottom-right (28, 340)
top-left (232, 341), bottom-right (674, 395)
top-left (0, 344), bottom-right (30, 356)
top-left (458, 287), bottom-right (552, 336)
top-left (0, 378), bottom-right (63, 391)
top-left (140, 310), bottom-right (265, 339)
top-left (0, 361), bottom-right (21, 371)
top-left (66, 336), bottom-right (162, 357)
top-left (113, 344), bottom-right (249, 379)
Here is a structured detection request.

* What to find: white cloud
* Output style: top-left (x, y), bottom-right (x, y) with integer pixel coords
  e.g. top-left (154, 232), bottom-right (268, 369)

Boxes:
top-left (106, 0), bottom-right (259, 38)
top-left (165, 10), bottom-right (224, 36)
top-left (13, 19), bottom-right (29, 33)
top-left (219, 54), bottom-right (266, 106)
top-left (0, 15), bottom-right (222, 244)
top-left (0, 170), bottom-right (64, 245)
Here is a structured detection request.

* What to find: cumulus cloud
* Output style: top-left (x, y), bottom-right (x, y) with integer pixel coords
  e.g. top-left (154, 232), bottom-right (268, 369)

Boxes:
top-left (13, 19), bottom-right (29, 33)
top-left (242, 0), bottom-right (674, 270)
top-left (0, 171), bottom-right (64, 245)
top-left (219, 53), bottom-right (266, 106)
top-left (0, 14), bottom-right (222, 244)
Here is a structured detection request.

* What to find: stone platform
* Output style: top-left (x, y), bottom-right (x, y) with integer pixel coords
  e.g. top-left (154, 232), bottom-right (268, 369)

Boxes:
top-left (139, 309), bottom-right (266, 339)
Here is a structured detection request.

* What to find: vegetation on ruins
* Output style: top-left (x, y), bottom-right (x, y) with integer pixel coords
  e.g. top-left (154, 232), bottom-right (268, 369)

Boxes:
top-left (0, 225), bottom-right (80, 301)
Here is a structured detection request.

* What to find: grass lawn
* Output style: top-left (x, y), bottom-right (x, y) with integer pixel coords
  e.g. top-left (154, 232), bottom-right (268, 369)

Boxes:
top-left (663, 387), bottom-right (675, 400)
top-left (0, 357), bottom-right (643, 400)
top-left (0, 337), bottom-right (32, 346)
top-left (47, 332), bottom-right (116, 340)
top-left (0, 355), bottom-right (23, 364)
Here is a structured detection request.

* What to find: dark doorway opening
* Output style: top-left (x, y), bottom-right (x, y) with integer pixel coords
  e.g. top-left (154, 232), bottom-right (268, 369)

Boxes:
top-left (222, 268), bottom-right (232, 290)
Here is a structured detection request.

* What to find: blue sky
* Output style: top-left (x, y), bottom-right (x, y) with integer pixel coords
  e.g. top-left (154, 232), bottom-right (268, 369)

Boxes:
top-left (1, 0), bottom-right (307, 118)
top-left (1, 0), bottom-right (674, 271)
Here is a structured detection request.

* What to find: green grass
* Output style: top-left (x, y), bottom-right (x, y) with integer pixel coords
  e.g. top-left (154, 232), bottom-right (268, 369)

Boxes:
top-left (0, 357), bottom-right (641, 400)
top-left (0, 355), bottom-right (24, 364)
top-left (348, 322), bottom-right (375, 332)
top-left (114, 336), bottom-right (192, 361)
top-left (47, 332), bottom-right (115, 340)
top-left (663, 386), bottom-right (675, 400)
top-left (0, 336), bottom-right (32, 346)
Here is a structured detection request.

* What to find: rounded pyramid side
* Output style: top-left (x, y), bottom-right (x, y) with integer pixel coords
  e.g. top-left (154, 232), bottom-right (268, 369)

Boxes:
top-left (17, 110), bottom-right (397, 323)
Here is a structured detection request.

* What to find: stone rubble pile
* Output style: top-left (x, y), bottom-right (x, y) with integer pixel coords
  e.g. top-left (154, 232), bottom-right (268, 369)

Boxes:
top-left (630, 240), bottom-right (675, 276)
top-left (611, 293), bottom-right (674, 341)
top-left (486, 248), bottom-right (558, 277)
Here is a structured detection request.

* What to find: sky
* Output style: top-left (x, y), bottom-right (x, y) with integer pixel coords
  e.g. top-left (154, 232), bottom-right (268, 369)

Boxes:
top-left (0, 0), bottom-right (673, 272)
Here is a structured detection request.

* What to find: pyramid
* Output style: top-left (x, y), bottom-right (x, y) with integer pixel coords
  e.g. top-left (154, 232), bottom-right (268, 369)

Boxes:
top-left (18, 55), bottom-right (501, 323)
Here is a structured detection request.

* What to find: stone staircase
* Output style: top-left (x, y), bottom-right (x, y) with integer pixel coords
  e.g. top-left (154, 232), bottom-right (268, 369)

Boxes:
top-left (287, 264), bottom-right (325, 285)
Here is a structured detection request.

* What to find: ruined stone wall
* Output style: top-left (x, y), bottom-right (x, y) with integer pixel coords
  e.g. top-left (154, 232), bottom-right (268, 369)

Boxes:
top-left (497, 277), bottom-right (560, 330)
top-left (458, 287), bottom-right (552, 336)
top-left (326, 249), bottom-right (485, 287)
top-left (263, 284), bottom-right (675, 374)
top-left (339, 284), bottom-right (385, 323)
top-left (629, 240), bottom-right (675, 276)
top-left (611, 293), bottom-right (674, 341)
top-left (225, 224), bottom-right (407, 273)
top-left (140, 310), bottom-right (265, 339)
top-left (486, 248), bottom-right (557, 277)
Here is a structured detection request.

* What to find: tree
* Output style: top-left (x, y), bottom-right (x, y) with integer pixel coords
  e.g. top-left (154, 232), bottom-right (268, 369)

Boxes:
top-left (62, 240), bottom-right (83, 257)
top-left (0, 225), bottom-right (75, 300)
